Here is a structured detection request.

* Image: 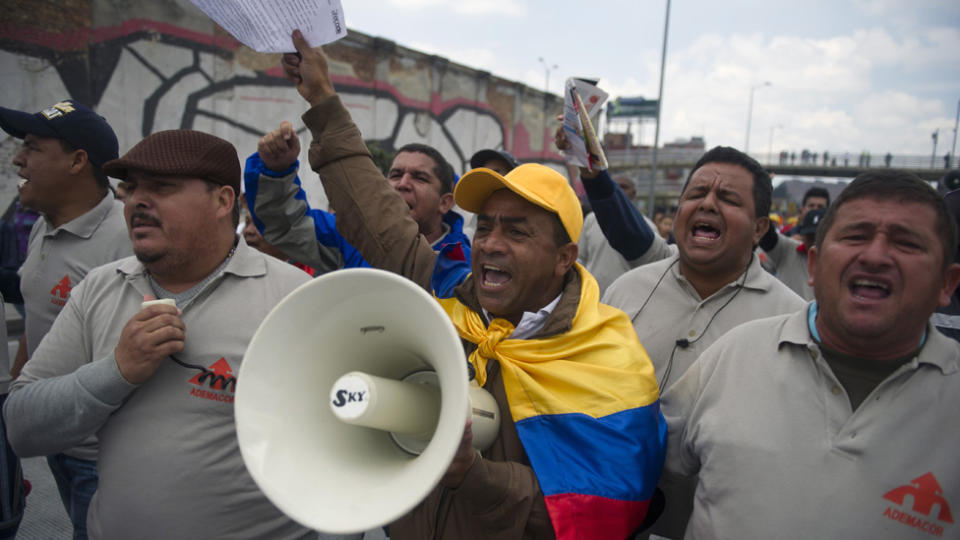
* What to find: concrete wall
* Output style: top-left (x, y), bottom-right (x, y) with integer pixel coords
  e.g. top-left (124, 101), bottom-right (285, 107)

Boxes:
top-left (0, 0), bottom-right (564, 213)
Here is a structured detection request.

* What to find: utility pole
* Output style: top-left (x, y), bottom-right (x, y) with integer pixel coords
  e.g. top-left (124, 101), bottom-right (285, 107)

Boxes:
top-left (646, 0), bottom-right (671, 215)
top-left (931, 128), bottom-right (939, 168)
top-left (767, 124), bottom-right (783, 166)
top-left (951, 98), bottom-right (959, 169)
top-left (744, 81), bottom-right (771, 154)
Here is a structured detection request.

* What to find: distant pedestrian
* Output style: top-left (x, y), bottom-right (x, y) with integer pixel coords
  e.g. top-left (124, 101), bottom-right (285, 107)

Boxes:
top-left (885, 153), bottom-right (892, 167)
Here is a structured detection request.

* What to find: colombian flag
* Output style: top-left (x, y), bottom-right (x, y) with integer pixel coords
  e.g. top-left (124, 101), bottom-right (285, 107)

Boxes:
top-left (440, 263), bottom-right (667, 539)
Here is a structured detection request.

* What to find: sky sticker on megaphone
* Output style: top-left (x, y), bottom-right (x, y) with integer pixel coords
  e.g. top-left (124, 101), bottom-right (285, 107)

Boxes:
top-left (330, 374), bottom-right (370, 420)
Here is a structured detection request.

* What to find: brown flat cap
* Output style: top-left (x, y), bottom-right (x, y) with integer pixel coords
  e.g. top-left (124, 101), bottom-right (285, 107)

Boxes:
top-left (103, 130), bottom-right (240, 193)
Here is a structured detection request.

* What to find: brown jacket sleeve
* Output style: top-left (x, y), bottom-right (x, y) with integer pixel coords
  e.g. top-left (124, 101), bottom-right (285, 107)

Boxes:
top-left (388, 357), bottom-right (554, 540)
top-left (302, 95), bottom-right (438, 290)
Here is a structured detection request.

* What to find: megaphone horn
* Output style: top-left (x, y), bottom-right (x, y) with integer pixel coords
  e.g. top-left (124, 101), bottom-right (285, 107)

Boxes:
top-left (236, 268), bottom-right (499, 534)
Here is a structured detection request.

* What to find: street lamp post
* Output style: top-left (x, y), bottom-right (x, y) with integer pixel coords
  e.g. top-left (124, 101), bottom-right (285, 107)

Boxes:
top-left (538, 57), bottom-right (557, 95)
top-left (646, 0), bottom-right (671, 216)
top-left (744, 81), bottom-right (771, 154)
top-left (537, 57), bottom-right (558, 160)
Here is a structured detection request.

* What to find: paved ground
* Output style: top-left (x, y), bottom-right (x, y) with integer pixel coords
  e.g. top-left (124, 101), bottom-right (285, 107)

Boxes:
top-left (4, 307), bottom-right (72, 538)
top-left (17, 457), bottom-right (72, 539)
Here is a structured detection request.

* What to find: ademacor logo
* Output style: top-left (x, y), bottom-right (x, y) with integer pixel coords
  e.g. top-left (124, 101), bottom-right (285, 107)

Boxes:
top-left (882, 472), bottom-right (953, 537)
top-left (49, 275), bottom-right (71, 306)
top-left (186, 358), bottom-right (236, 403)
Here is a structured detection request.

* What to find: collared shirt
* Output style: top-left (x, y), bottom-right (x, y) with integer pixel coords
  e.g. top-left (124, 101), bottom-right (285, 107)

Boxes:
top-left (763, 232), bottom-right (814, 300)
top-left (19, 193), bottom-right (131, 356)
top-left (663, 306), bottom-right (960, 539)
top-left (482, 293), bottom-right (562, 340)
top-left (603, 252), bottom-right (804, 390)
top-left (6, 239), bottom-right (314, 539)
top-left (578, 212), bottom-right (631, 296)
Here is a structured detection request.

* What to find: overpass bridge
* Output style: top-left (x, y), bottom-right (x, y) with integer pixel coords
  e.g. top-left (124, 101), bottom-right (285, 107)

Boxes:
top-left (605, 148), bottom-right (954, 183)
top-left (601, 147), bottom-right (954, 211)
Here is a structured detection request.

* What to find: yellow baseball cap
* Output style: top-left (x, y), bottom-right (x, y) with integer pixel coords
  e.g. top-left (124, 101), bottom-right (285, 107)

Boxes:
top-left (455, 163), bottom-right (583, 243)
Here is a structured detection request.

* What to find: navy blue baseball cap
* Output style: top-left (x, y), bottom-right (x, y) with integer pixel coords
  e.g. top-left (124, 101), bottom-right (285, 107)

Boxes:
top-left (0, 100), bottom-right (119, 167)
top-left (469, 148), bottom-right (520, 172)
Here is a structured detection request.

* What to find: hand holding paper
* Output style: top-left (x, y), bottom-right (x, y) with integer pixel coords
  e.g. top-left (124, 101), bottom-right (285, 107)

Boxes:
top-left (190, 0), bottom-right (347, 53)
top-left (282, 30), bottom-right (336, 106)
top-left (560, 78), bottom-right (609, 172)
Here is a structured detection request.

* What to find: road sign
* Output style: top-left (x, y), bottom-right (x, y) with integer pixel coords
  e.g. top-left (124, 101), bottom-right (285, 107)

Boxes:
top-left (607, 97), bottom-right (659, 119)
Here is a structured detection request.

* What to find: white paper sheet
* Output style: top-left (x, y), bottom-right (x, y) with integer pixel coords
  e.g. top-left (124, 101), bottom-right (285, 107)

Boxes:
top-left (562, 78), bottom-right (609, 170)
top-left (191, 0), bottom-right (347, 53)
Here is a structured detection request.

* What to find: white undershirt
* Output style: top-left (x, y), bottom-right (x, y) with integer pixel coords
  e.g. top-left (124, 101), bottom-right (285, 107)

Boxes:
top-left (483, 293), bottom-right (563, 340)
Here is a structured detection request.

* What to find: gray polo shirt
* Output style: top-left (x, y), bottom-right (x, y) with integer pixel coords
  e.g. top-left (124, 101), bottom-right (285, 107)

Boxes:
top-left (663, 306), bottom-right (960, 539)
top-left (603, 252), bottom-right (804, 390)
top-left (578, 212), bottom-right (631, 296)
top-left (763, 233), bottom-right (814, 300)
top-left (19, 193), bottom-right (131, 356)
top-left (5, 239), bottom-right (315, 539)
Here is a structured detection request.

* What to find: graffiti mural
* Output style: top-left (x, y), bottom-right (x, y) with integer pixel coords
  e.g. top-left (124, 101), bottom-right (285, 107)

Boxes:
top-left (0, 3), bottom-right (563, 213)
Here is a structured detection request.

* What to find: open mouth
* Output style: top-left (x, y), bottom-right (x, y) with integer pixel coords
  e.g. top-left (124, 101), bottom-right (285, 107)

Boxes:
top-left (481, 264), bottom-right (511, 288)
top-left (850, 278), bottom-right (890, 300)
top-left (691, 221), bottom-right (720, 240)
top-left (17, 177), bottom-right (28, 189)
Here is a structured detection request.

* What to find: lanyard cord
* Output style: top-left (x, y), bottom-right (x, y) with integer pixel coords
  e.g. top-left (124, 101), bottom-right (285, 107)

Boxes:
top-left (630, 255), bottom-right (752, 389)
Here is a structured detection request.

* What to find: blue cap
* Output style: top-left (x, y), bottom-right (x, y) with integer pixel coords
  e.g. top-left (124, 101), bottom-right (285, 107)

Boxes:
top-left (469, 148), bottom-right (520, 172)
top-left (0, 100), bottom-right (119, 167)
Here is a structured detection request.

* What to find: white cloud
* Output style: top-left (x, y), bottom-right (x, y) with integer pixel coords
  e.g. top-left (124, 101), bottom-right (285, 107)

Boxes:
top-left (385, 0), bottom-right (526, 17)
top-left (589, 26), bottom-right (960, 157)
top-left (347, 1), bottom-right (958, 158)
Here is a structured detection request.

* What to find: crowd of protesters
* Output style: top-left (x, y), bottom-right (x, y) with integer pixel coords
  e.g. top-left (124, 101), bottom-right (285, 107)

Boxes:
top-left (0, 29), bottom-right (957, 540)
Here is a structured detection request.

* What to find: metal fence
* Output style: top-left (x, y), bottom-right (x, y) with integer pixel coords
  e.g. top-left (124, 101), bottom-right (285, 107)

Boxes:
top-left (605, 147), bottom-right (957, 171)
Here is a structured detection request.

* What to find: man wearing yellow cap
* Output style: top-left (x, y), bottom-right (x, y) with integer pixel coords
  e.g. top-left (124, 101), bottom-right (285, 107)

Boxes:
top-left (282, 30), bottom-right (666, 540)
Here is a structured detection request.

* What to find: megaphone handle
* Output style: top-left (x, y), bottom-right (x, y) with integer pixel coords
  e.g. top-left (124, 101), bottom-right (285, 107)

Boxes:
top-left (469, 384), bottom-right (500, 452)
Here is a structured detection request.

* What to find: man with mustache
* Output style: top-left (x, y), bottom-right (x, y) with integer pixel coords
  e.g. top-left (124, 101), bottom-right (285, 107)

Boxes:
top-left (281, 30), bottom-right (666, 539)
top-left (3, 130), bottom-right (320, 539)
top-left (0, 100), bottom-right (131, 539)
top-left (663, 171), bottom-right (960, 538)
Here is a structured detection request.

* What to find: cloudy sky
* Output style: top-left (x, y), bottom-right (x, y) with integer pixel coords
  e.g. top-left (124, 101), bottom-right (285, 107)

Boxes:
top-left (343, 0), bottom-right (960, 162)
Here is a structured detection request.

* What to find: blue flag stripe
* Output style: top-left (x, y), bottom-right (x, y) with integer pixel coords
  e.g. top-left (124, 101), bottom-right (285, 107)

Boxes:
top-left (516, 402), bottom-right (667, 501)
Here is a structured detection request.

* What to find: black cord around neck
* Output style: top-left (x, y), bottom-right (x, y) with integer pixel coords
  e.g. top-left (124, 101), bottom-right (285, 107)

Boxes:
top-left (629, 255), bottom-right (753, 389)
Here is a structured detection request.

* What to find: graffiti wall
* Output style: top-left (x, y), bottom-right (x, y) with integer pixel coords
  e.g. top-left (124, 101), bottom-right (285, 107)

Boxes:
top-left (0, 0), bottom-right (563, 213)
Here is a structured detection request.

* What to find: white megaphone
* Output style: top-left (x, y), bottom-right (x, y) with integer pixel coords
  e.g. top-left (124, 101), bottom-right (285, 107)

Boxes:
top-left (235, 268), bottom-right (500, 534)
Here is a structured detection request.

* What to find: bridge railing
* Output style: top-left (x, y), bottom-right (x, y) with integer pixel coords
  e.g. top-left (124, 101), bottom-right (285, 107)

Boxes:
top-left (755, 152), bottom-right (955, 170)
top-left (605, 148), bottom-right (956, 171)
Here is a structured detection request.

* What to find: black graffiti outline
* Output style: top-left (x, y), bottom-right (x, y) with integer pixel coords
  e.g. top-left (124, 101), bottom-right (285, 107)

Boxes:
top-left (3, 27), bottom-right (509, 167)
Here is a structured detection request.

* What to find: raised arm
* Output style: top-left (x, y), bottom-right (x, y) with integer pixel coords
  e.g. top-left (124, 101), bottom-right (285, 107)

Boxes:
top-left (580, 168), bottom-right (657, 260)
top-left (244, 122), bottom-right (368, 272)
top-left (282, 30), bottom-right (438, 290)
top-left (554, 124), bottom-right (672, 265)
